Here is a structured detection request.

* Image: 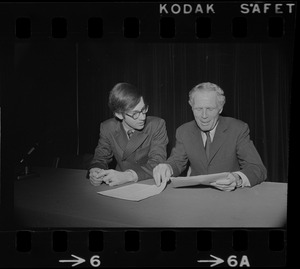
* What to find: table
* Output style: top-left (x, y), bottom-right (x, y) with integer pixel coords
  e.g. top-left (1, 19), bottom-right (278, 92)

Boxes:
top-left (14, 167), bottom-right (287, 227)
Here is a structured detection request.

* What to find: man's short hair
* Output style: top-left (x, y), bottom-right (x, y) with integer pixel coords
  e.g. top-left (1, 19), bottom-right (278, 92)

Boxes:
top-left (189, 82), bottom-right (226, 108)
top-left (108, 83), bottom-right (142, 114)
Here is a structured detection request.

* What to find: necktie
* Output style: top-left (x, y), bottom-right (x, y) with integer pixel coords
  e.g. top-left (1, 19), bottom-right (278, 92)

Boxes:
top-left (205, 131), bottom-right (211, 159)
top-left (127, 130), bottom-right (134, 139)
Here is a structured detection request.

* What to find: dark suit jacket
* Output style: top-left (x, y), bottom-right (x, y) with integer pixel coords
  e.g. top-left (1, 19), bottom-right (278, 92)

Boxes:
top-left (167, 116), bottom-right (267, 186)
top-left (89, 116), bottom-right (168, 181)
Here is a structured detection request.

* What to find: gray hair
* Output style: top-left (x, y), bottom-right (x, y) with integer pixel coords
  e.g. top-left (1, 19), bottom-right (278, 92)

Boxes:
top-left (189, 82), bottom-right (226, 108)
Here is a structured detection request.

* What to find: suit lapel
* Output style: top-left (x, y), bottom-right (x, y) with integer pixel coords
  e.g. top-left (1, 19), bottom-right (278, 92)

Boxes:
top-left (208, 117), bottom-right (228, 163)
top-left (122, 130), bottom-right (148, 160)
top-left (113, 121), bottom-right (128, 153)
top-left (191, 121), bottom-right (208, 167)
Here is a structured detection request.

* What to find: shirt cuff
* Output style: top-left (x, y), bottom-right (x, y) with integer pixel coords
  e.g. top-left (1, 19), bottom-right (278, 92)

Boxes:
top-left (126, 169), bottom-right (138, 182)
top-left (234, 171), bottom-right (251, 187)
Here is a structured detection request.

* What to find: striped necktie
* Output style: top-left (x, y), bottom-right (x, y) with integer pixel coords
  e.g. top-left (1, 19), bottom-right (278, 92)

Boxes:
top-left (205, 131), bottom-right (211, 159)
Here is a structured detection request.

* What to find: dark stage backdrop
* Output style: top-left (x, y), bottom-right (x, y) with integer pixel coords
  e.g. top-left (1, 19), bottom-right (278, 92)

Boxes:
top-left (12, 39), bottom-right (293, 183)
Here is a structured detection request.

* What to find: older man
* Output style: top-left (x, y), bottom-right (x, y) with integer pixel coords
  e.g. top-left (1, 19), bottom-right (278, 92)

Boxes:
top-left (153, 82), bottom-right (267, 191)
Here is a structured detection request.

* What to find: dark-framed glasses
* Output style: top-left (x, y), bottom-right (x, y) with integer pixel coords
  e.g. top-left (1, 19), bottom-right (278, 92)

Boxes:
top-left (125, 105), bottom-right (149, 120)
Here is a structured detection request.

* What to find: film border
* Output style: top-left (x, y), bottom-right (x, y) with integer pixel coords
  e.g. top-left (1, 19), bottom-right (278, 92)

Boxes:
top-left (0, 1), bottom-right (295, 268)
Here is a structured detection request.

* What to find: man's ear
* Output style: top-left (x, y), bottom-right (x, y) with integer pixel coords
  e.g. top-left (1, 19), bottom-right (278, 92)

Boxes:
top-left (115, 112), bottom-right (124, 121)
top-left (218, 107), bottom-right (223, 114)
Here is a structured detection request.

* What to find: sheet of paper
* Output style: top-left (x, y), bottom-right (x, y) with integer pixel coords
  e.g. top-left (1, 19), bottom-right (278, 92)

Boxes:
top-left (170, 172), bottom-right (229, 188)
top-left (97, 179), bottom-right (167, 201)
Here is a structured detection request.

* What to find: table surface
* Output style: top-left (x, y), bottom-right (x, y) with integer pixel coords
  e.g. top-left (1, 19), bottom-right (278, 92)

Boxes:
top-left (14, 167), bottom-right (287, 228)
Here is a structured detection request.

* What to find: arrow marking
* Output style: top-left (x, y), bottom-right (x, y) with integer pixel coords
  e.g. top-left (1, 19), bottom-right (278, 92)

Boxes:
top-left (197, 254), bottom-right (224, 267)
top-left (59, 254), bottom-right (86, 267)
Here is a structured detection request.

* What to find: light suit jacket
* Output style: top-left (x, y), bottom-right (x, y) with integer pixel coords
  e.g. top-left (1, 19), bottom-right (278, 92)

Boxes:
top-left (167, 116), bottom-right (267, 186)
top-left (89, 116), bottom-right (168, 181)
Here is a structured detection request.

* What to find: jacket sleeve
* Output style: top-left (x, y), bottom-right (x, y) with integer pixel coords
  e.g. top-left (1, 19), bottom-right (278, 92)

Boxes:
top-left (236, 123), bottom-right (267, 186)
top-left (88, 123), bottom-right (114, 170)
top-left (166, 127), bottom-right (189, 177)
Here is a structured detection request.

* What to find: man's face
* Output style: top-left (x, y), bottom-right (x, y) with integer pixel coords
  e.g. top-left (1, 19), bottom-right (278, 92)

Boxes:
top-left (190, 91), bottom-right (222, 132)
top-left (122, 97), bottom-right (147, 130)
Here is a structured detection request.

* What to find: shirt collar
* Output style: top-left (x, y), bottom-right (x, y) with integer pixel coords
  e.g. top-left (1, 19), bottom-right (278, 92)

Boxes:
top-left (122, 121), bottom-right (134, 135)
top-left (201, 120), bottom-right (219, 141)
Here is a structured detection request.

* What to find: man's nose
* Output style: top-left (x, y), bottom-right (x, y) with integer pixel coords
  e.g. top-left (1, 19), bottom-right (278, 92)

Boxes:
top-left (201, 109), bottom-right (208, 118)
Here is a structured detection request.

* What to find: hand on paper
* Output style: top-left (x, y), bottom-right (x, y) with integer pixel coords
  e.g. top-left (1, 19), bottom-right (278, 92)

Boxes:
top-left (98, 169), bottom-right (135, 186)
top-left (153, 163), bottom-right (172, 186)
top-left (210, 173), bottom-right (240, 191)
top-left (89, 168), bottom-right (105, 186)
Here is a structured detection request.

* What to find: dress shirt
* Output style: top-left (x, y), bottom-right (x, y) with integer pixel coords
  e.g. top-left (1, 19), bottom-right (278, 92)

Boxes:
top-left (122, 122), bottom-right (135, 140)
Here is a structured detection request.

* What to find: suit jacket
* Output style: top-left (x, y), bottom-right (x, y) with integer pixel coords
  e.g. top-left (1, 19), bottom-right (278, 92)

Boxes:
top-left (89, 116), bottom-right (168, 181)
top-left (167, 116), bottom-right (267, 186)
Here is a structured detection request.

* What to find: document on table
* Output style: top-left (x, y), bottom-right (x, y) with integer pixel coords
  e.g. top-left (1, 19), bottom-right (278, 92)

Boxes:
top-left (170, 172), bottom-right (229, 188)
top-left (98, 179), bottom-right (167, 201)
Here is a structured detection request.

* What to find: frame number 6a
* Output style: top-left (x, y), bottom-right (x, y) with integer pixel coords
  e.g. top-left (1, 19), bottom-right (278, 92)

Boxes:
top-left (197, 254), bottom-right (250, 267)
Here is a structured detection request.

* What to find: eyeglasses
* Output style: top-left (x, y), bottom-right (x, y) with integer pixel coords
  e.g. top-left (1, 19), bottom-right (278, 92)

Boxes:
top-left (125, 105), bottom-right (149, 120)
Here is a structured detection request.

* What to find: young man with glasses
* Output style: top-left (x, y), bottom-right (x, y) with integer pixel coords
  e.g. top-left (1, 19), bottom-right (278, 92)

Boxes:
top-left (88, 82), bottom-right (168, 187)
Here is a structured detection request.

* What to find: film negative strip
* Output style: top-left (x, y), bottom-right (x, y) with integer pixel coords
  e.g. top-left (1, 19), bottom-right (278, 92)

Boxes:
top-left (0, 1), bottom-right (296, 268)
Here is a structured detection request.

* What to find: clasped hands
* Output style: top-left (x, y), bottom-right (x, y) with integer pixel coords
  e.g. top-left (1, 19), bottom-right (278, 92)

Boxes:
top-left (153, 164), bottom-right (241, 191)
top-left (89, 168), bottom-right (134, 187)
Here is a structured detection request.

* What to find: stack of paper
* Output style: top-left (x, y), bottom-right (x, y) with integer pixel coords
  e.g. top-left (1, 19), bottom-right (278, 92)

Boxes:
top-left (170, 172), bottom-right (229, 188)
top-left (98, 179), bottom-right (167, 201)
top-left (98, 172), bottom-right (229, 201)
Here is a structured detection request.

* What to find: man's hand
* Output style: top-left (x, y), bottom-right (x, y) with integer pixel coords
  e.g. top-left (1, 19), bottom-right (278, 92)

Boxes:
top-left (153, 164), bottom-right (172, 186)
top-left (98, 169), bottom-right (136, 186)
top-left (89, 168), bottom-right (105, 186)
top-left (210, 173), bottom-right (241, 191)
